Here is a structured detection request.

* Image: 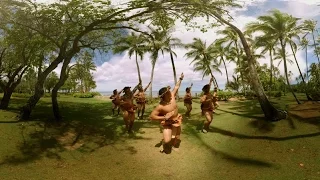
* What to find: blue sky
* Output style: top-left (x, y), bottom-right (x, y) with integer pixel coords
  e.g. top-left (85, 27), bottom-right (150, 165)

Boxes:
top-left (40, 0), bottom-right (320, 92)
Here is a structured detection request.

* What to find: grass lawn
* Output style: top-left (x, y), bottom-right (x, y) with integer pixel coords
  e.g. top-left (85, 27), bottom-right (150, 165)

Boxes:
top-left (0, 94), bottom-right (319, 180)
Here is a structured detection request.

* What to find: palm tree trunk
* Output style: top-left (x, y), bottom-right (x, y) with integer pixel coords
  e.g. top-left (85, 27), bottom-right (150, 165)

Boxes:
top-left (169, 51), bottom-right (178, 99)
top-left (281, 40), bottom-right (300, 104)
top-left (269, 49), bottom-right (273, 92)
top-left (235, 42), bottom-right (245, 95)
top-left (149, 63), bottom-right (155, 98)
top-left (135, 51), bottom-right (142, 84)
top-left (305, 45), bottom-right (308, 82)
top-left (221, 56), bottom-right (229, 84)
top-left (289, 43), bottom-right (312, 100)
top-left (213, 13), bottom-right (286, 121)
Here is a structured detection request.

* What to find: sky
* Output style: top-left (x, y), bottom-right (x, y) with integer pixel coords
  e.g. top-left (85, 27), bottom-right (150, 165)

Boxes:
top-left (37, 0), bottom-right (320, 92)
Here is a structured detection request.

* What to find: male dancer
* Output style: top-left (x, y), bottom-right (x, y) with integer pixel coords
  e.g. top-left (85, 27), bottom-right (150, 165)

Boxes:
top-left (134, 81), bottom-right (151, 119)
top-left (183, 83), bottom-right (193, 117)
top-left (200, 77), bottom-right (214, 133)
top-left (119, 83), bottom-right (140, 133)
top-left (149, 73), bottom-right (184, 154)
top-left (110, 89), bottom-right (123, 116)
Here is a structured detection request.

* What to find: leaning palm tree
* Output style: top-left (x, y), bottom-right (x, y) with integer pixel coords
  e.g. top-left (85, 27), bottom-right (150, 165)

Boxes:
top-left (185, 38), bottom-right (221, 88)
top-left (246, 10), bottom-right (302, 104)
top-left (113, 32), bottom-right (147, 84)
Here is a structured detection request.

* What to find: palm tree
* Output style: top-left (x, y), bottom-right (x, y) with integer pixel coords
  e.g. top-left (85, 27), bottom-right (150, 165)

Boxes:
top-left (217, 27), bottom-right (253, 93)
top-left (113, 32), bottom-right (147, 84)
top-left (211, 41), bottom-right (230, 85)
top-left (246, 10), bottom-right (301, 104)
top-left (299, 37), bottom-right (309, 81)
top-left (303, 20), bottom-right (320, 64)
top-left (274, 47), bottom-right (301, 103)
top-left (252, 36), bottom-right (277, 91)
top-left (145, 28), bottom-right (183, 98)
top-left (185, 38), bottom-right (221, 88)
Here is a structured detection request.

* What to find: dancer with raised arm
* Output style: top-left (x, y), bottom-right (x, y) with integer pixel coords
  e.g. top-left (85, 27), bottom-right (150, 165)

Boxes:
top-left (183, 83), bottom-right (193, 118)
top-left (200, 77), bottom-right (214, 133)
top-left (134, 81), bottom-right (151, 120)
top-left (119, 83), bottom-right (140, 133)
top-left (110, 89), bottom-right (123, 116)
top-left (149, 73), bottom-right (184, 154)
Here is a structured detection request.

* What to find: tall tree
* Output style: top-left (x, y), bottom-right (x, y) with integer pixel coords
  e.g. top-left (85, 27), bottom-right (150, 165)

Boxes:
top-left (211, 41), bottom-right (230, 85)
top-left (113, 32), bottom-right (147, 84)
top-left (185, 38), bottom-right (221, 87)
top-left (246, 10), bottom-right (302, 104)
top-left (299, 37), bottom-right (309, 82)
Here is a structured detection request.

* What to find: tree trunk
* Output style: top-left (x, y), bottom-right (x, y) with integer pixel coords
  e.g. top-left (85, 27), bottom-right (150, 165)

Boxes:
top-left (20, 78), bottom-right (46, 120)
top-left (0, 66), bottom-right (27, 109)
top-left (221, 56), bottom-right (229, 84)
top-left (149, 63), bottom-right (155, 98)
top-left (170, 51), bottom-right (178, 99)
top-left (305, 46), bottom-right (308, 82)
top-left (281, 40), bottom-right (300, 104)
top-left (289, 43), bottom-right (312, 100)
top-left (269, 49), bottom-right (273, 92)
top-left (135, 51), bottom-right (142, 84)
top-left (0, 87), bottom-right (14, 109)
top-left (20, 54), bottom-right (65, 120)
top-left (213, 13), bottom-right (286, 121)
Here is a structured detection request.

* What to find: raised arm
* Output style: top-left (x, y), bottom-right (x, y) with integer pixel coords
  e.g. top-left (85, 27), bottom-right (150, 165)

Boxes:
top-left (189, 83), bottom-right (193, 90)
top-left (118, 89), bottom-right (124, 95)
top-left (131, 83), bottom-right (140, 94)
top-left (144, 81), bottom-right (151, 92)
top-left (172, 73), bottom-right (184, 96)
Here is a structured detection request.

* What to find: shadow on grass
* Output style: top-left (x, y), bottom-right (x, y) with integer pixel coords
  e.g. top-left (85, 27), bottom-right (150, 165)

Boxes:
top-left (184, 123), bottom-right (274, 168)
top-left (209, 126), bottom-right (320, 141)
top-left (0, 97), bottom-right (157, 166)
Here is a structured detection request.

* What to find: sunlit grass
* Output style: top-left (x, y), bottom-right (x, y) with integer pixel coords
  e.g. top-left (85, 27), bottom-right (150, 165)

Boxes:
top-left (0, 94), bottom-right (319, 180)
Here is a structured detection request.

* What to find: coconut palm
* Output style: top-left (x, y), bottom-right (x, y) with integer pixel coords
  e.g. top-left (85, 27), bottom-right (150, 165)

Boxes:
top-left (146, 28), bottom-right (183, 98)
top-left (211, 41), bottom-right (230, 85)
top-left (252, 36), bottom-right (277, 91)
top-left (299, 37), bottom-right (309, 81)
top-left (185, 38), bottom-right (222, 88)
top-left (113, 32), bottom-right (147, 84)
top-left (246, 10), bottom-right (302, 104)
top-left (303, 20), bottom-right (320, 64)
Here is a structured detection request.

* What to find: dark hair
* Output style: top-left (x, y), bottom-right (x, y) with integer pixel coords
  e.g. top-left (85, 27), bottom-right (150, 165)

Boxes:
top-left (159, 87), bottom-right (168, 97)
top-left (123, 86), bottom-right (131, 90)
top-left (186, 87), bottom-right (190, 92)
top-left (113, 89), bottom-right (117, 94)
top-left (202, 84), bottom-right (210, 92)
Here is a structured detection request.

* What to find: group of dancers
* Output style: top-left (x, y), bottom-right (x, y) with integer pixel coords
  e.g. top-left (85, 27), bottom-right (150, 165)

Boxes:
top-left (110, 73), bottom-right (219, 154)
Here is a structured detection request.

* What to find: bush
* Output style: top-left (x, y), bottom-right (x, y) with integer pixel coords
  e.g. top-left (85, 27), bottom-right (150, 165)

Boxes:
top-left (198, 90), bottom-right (236, 101)
top-left (90, 92), bottom-right (102, 96)
top-left (72, 92), bottom-right (101, 98)
top-left (266, 91), bottom-right (282, 98)
top-left (310, 90), bottom-right (320, 100)
top-left (217, 91), bottom-right (235, 101)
